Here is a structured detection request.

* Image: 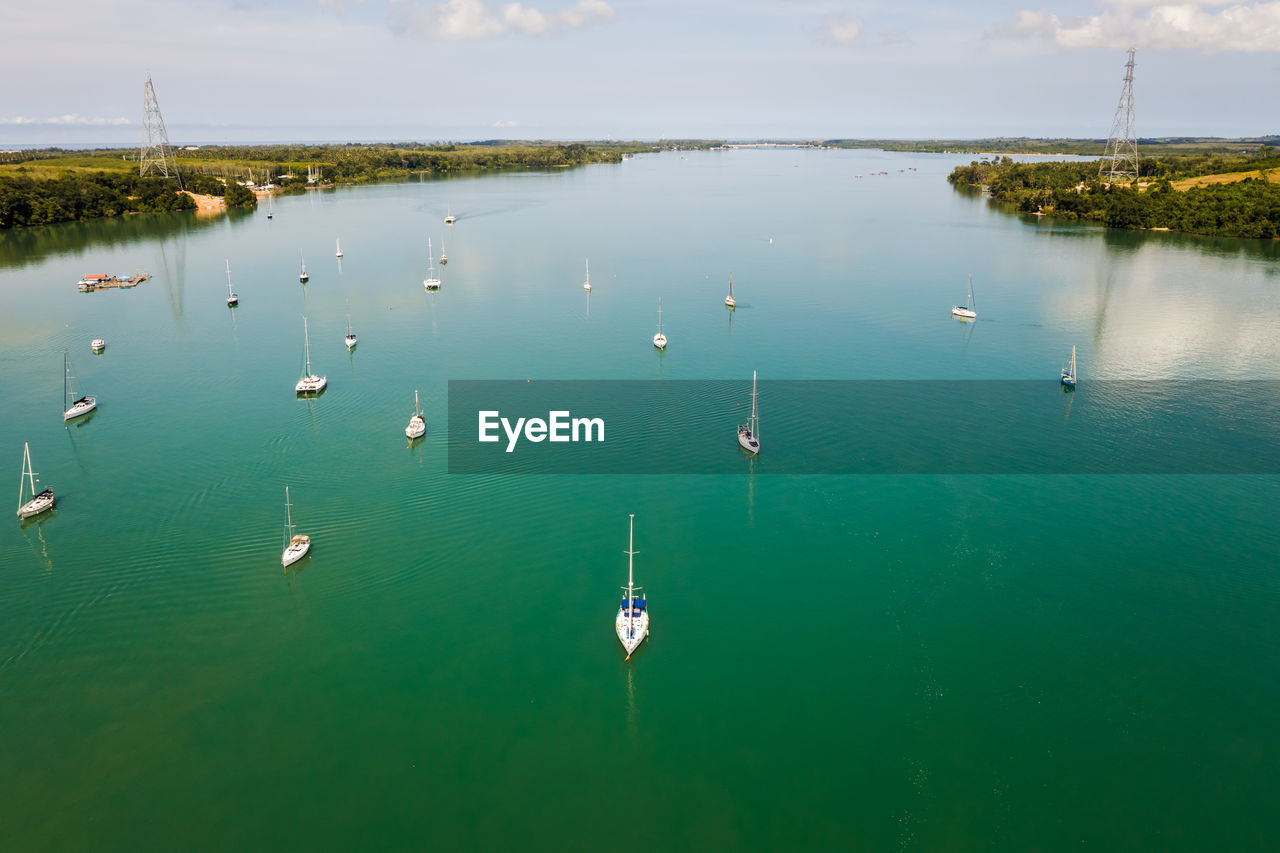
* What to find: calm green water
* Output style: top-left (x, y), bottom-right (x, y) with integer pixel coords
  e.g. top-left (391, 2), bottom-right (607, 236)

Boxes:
top-left (2, 150), bottom-right (1279, 850)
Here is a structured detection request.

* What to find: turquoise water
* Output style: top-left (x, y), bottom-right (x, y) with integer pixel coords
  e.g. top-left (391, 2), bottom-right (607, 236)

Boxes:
top-left (2, 150), bottom-right (1279, 850)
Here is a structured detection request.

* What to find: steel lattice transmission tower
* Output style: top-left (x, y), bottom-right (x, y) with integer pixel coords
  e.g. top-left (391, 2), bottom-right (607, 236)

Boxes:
top-left (140, 72), bottom-right (181, 186)
top-left (1100, 47), bottom-right (1139, 185)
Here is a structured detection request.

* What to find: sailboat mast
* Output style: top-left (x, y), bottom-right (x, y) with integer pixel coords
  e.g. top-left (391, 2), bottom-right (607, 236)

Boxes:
top-left (64, 349), bottom-right (69, 409)
top-left (303, 318), bottom-right (311, 374)
top-left (625, 513), bottom-right (637, 636)
top-left (284, 486), bottom-right (294, 545)
top-left (18, 442), bottom-right (35, 509)
top-left (751, 370), bottom-right (759, 436)
top-left (730, 274), bottom-right (734, 298)
top-left (225, 259), bottom-right (232, 293)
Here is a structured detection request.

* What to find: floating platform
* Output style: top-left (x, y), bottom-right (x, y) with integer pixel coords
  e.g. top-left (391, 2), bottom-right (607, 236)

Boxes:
top-left (78, 271), bottom-right (150, 292)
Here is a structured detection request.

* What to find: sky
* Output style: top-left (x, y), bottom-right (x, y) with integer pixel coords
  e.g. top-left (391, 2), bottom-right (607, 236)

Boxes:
top-left (2, 0), bottom-right (1278, 145)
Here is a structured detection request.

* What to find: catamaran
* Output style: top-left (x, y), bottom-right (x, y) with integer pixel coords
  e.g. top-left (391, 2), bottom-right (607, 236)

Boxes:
top-left (281, 485), bottom-right (311, 567)
top-left (225, 259), bottom-right (238, 307)
top-left (583, 259), bottom-right (592, 292)
top-left (951, 275), bottom-right (977, 320)
top-left (615, 513), bottom-right (649, 659)
top-left (1061, 345), bottom-right (1078, 387)
top-left (405, 390), bottom-right (426, 439)
top-left (738, 370), bottom-right (760, 454)
top-left (295, 317), bottom-right (327, 394)
top-left (91, 338), bottom-right (106, 352)
top-left (724, 274), bottom-right (736, 309)
top-left (299, 252), bottom-right (309, 283)
top-left (16, 442), bottom-right (55, 519)
top-left (653, 299), bottom-right (667, 349)
top-left (62, 349), bottom-right (96, 421)
top-left (444, 204), bottom-right (456, 225)
top-left (423, 238), bottom-right (441, 290)
top-left (335, 237), bottom-right (343, 259)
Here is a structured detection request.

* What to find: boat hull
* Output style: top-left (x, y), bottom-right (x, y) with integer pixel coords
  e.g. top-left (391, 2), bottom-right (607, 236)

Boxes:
top-left (345, 335), bottom-right (357, 350)
top-left (295, 375), bottom-right (327, 394)
top-left (616, 609), bottom-right (649, 656)
top-left (17, 489), bottom-right (55, 518)
top-left (282, 534), bottom-right (311, 567)
top-left (737, 427), bottom-right (759, 454)
top-left (406, 416), bottom-right (426, 439)
top-left (951, 306), bottom-right (977, 319)
top-left (63, 396), bottom-right (97, 421)
top-left (653, 334), bottom-right (666, 349)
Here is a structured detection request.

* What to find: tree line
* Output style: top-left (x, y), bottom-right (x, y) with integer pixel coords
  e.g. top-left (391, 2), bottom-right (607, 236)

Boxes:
top-left (949, 153), bottom-right (1280, 239)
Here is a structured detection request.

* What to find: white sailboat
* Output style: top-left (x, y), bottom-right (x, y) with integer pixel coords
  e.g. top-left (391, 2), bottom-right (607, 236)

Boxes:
top-left (737, 370), bottom-right (760, 454)
top-left (615, 513), bottom-right (649, 659)
top-left (1061, 345), bottom-right (1078, 387)
top-left (653, 299), bottom-right (667, 349)
top-left (335, 237), bottom-right (343, 259)
top-left (405, 389), bottom-right (426, 439)
top-left (295, 317), bottom-right (327, 394)
top-left (724, 273), bottom-right (736, 309)
top-left (345, 311), bottom-right (357, 350)
top-left (281, 485), bottom-right (311, 567)
top-left (951, 275), bottom-right (977, 319)
top-left (423, 238), bottom-right (441, 290)
top-left (225, 259), bottom-right (238, 307)
top-left (62, 348), bottom-right (96, 421)
top-left (16, 442), bottom-right (55, 519)
top-left (444, 204), bottom-right (456, 225)
top-left (583, 259), bottom-right (592, 292)
top-left (439, 240), bottom-right (448, 265)
top-left (299, 252), bottom-right (309, 283)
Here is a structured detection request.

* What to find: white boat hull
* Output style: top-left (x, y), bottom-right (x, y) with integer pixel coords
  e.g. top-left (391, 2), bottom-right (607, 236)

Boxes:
top-left (653, 333), bottom-right (666, 349)
top-left (227, 296), bottom-right (238, 307)
top-left (63, 396), bottom-right (97, 421)
top-left (18, 489), bottom-right (55, 518)
top-left (406, 415), bottom-right (426, 439)
top-left (951, 306), bottom-right (977, 319)
top-left (91, 339), bottom-right (106, 352)
top-left (295, 375), bottom-right (327, 394)
top-left (725, 296), bottom-right (735, 308)
top-left (282, 534), bottom-right (311, 567)
top-left (424, 278), bottom-right (441, 290)
top-left (737, 427), bottom-right (759, 454)
top-left (345, 335), bottom-right (357, 350)
top-left (616, 608), bottom-right (649, 656)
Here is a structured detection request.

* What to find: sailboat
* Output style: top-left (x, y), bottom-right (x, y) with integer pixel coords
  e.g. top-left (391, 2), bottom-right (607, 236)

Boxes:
top-left (724, 273), bottom-right (736, 309)
top-left (295, 317), bottom-right (327, 394)
top-left (335, 237), bottom-right (343, 259)
top-left (423, 238), bottom-right (441, 290)
top-left (439, 240), bottom-right (448, 265)
top-left (281, 485), bottom-right (311, 567)
top-left (445, 204), bottom-right (456, 225)
top-left (299, 252), bottom-right (309, 283)
top-left (653, 299), bottom-right (667, 349)
top-left (405, 389), bottom-right (426, 439)
top-left (615, 513), bottom-right (649, 659)
top-left (1061, 345), bottom-right (1078, 387)
top-left (737, 370), bottom-right (760, 454)
top-left (951, 275), bottom-right (977, 319)
top-left (583, 259), bottom-right (592, 292)
top-left (16, 442), bottom-right (55, 519)
top-left (344, 312), bottom-right (357, 350)
top-left (225, 259), bottom-right (238, 307)
top-left (62, 349), bottom-right (96, 420)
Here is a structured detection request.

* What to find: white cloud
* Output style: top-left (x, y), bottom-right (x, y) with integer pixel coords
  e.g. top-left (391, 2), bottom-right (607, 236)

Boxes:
top-left (0, 115), bottom-right (131, 126)
top-left (396, 0), bottom-right (614, 39)
top-left (432, 0), bottom-right (504, 39)
top-left (1008, 2), bottom-right (1280, 52)
top-left (504, 3), bottom-right (552, 34)
top-left (823, 16), bottom-right (862, 45)
top-left (559, 0), bottom-right (614, 28)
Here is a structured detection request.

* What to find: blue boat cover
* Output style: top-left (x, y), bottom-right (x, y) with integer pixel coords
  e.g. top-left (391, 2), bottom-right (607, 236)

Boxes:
top-left (619, 598), bottom-right (646, 611)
